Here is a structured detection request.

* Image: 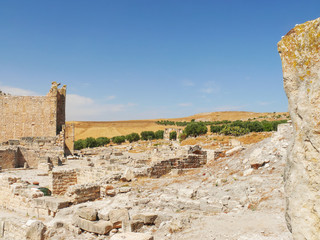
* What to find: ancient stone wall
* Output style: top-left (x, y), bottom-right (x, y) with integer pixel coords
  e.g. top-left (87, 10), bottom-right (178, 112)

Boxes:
top-left (51, 169), bottom-right (77, 195)
top-left (0, 148), bottom-right (18, 169)
top-left (278, 17), bottom-right (320, 239)
top-left (65, 123), bottom-right (75, 155)
top-left (0, 135), bottom-right (65, 169)
top-left (164, 128), bottom-right (183, 140)
top-left (65, 184), bottom-right (100, 204)
top-left (149, 147), bottom-right (207, 178)
top-left (0, 82), bottom-right (66, 143)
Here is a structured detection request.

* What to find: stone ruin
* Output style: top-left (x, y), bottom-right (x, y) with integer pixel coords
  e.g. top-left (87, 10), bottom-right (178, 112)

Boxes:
top-left (278, 17), bottom-right (320, 239)
top-left (163, 128), bottom-right (183, 140)
top-left (0, 82), bottom-right (69, 170)
top-left (3, 15), bottom-right (320, 237)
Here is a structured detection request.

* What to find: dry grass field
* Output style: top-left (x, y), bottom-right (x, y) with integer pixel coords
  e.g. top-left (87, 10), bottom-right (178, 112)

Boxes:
top-left (67, 111), bottom-right (289, 140)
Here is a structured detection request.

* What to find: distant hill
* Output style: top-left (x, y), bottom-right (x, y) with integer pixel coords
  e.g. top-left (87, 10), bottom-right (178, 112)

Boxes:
top-left (67, 111), bottom-right (289, 140)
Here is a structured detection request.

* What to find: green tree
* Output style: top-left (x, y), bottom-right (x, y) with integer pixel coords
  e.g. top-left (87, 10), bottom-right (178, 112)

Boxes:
top-left (85, 137), bottom-right (98, 148)
top-left (220, 126), bottom-right (249, 136)
top-left (169, 131), bottom-right (177, 140)
top-left (140, 131), bottom-right (155, 140)
top-left (154, 130), bottom-right (164, 139)
top-left (96, 137), bottom-right (110, 146)
top-left (210, 125), bottom-right (224, 133)
top-left (74, 139), bottom-right (85, 150)
top-left (125, 133), bottom-right (140, 143)
top-left (112, 136), bottom-right (126, 144)
top-left (183, 122), bottom-right (208, 137)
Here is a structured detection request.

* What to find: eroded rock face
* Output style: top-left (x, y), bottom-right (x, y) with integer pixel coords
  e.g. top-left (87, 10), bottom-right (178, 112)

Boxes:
top-left (278, 17), bottom-right (320, 239)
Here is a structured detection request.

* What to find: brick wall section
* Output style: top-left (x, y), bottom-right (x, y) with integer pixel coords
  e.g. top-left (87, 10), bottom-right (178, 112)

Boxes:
top-left (149, 147), bottom-right (207, 178)
top-left (65, 184), bottom-right (100, 204)
top-left (0, 148), bottom-right (18, 169)
top-left (0, 82), bottom-right (66, 143)
top-left (51, 169), bottom-right (77, 195)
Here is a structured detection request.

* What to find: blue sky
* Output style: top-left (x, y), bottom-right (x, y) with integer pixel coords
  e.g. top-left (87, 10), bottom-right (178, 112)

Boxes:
top-left (0, 1), bottom-right (319, 121)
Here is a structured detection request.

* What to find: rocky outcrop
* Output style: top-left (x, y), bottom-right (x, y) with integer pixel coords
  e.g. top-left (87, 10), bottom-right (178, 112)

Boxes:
top-left (278, 17), bottom-right (320, 239)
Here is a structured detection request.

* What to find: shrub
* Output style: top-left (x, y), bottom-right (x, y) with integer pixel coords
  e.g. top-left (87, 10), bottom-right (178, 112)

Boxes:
top-left (220, 126), bottom-right (249, 136)
top-left (112, 136), bottom-right (126, 144)
top-left (210, 125), bottom-right (224, 133)
top-left (96, 137), bottom-right (110, 146)
top-left (74, 139), bottom-right (86, 150)
top-left (84, 137), bottom-right (98, 148)
top-left (140, 131), bottom-right (155, 140)
top-left (169, 131), bottom-right (177, 140)
top-left (184, 122), bottom-right (208, 137)
top-left (126, 133), bottom-right (140, 143)
top-left (179, 133), bottom-right (187, 141)
top-left (154, 130), bottom-right (164, 139)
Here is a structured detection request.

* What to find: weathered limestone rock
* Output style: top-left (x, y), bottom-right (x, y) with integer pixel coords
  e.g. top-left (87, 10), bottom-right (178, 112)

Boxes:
top-left (77, 207), bottom-right (97, 221)
top-left (278, 17), bottom-right (320, 239)
top-left (25, 220), bottom-right (46, 240)
top-left (74, 216), bottom-right (112, 235)
top-left (108, 208), bottom-right (129, 228)
top-left (132, 213), bottom-right (158, 225)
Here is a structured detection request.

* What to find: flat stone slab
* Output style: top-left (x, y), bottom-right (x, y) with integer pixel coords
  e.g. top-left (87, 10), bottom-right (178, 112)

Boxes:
top-left (76, 207), bottom-right (97, 221)
top-left (74, 216), bottom-right (112, 235)
top-left (34, 197), bottom-right (70, 212)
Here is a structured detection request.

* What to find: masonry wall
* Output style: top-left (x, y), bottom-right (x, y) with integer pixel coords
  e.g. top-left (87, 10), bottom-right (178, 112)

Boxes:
top-left (51, 169), bottom-right (77, 195)
top-left (65, 123), bottom-right (75, 155)
top-left (0, 149), bottom-right (17, 169)
top-left (0, 82), bottom-right (66, 143)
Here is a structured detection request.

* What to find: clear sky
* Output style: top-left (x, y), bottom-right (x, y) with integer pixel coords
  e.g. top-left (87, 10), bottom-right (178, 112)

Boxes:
top-left (0, 1), bottom-right (319, 121)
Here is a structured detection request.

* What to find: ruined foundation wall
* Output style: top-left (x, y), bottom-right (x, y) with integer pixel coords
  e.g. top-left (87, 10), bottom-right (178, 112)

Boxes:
top-left (0, 82), bottom-right (66, 144)
top-left (0, 149), bottom-right (18, 169)
top-left (51, 169), bottom-right (77, 195)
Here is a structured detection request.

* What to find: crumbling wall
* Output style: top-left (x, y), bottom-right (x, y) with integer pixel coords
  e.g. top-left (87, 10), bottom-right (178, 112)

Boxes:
top-left (0, 176), bottom-right (38, 216)
top-left (164, 128), bottom-right (183, 140)
top-left (278, 17), bottom-right (320, 239)
top-left (0, 136), bottom-right (65, 169)
top-left (149, 146), bottom-right (207, 177)
top-left (51, 169), bottom-right (77, 195)
top-left (0, 82), bottom-right (66, 144)
top-left (65, 123), bottom-right (75, 155)
top-left (0, 148), bottom-right (18, 169)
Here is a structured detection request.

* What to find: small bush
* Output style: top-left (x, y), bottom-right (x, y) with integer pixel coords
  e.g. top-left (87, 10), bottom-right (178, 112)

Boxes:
top-left (154, 130), bottom-right (164, 139)
top-left (169, 131), bottom-right (177, 140)
top-left (141, 131), bottom-right (155, 140)
top-left (220, 126), bottom-right (249, 136)
top-left (112, 136), bottom-right (126, 144)
top-left (210, 125), bottom-right (223, 133)
top-left (96, 137), bottom-right (110, 146)
top-left (84, 137), bottom-right (98, 148)
top-left (126, 133), bottom-right (140, 143)
top-left (74, 139), bottom-right (86, 150)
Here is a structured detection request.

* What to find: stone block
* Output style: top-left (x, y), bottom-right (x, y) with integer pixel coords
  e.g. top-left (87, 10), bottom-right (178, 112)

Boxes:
top-left (25, 220), bottom-right (46, 240)
top-left (132, 213), bottom-right (158, 225)
top-left (77, 207), bottom-right (97, 221)
top-left (109, 209), bottom-right (129, 228)
top-left (74, 216), bottom-right (112, 235)
top-left (130, 220), bottom-right (144, 232)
